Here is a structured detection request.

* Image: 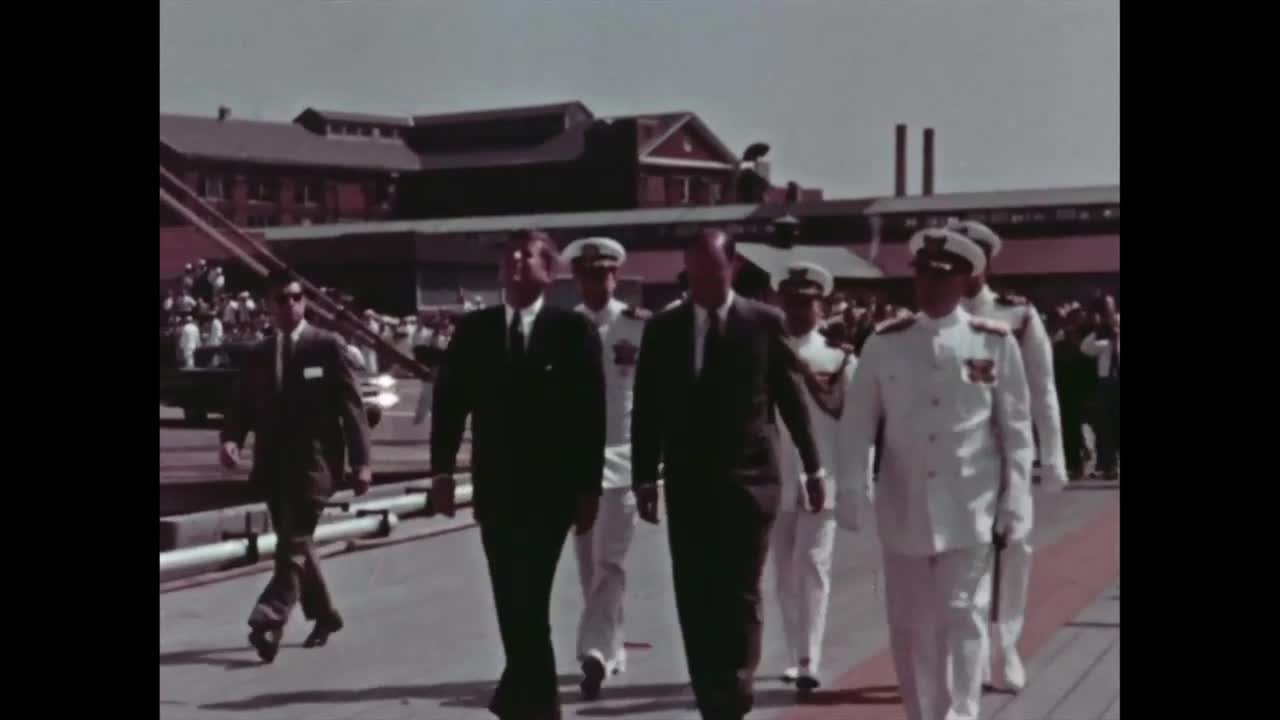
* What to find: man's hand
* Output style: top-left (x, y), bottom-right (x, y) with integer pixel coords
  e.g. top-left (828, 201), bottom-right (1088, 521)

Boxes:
top-left (574, 494), bottom-right (600, 536)
top-left (805, 471), bottom-right (827, 513)
top-left (427, 473), bottom-right (456, 518)
top-left (219, 441), bottom-right (240, 470)
top-left (635, 484), bottom-right (660, 525)
top-left (352, 466), bottom-right (373, 496)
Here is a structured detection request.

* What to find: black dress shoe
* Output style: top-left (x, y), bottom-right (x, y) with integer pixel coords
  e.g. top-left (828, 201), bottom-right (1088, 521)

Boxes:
top-left (248, 627), bottom-right (282, 663)
top-left (303, 615), bottom-right (344, 648)
top-left (580, 655), bottom-right (606, 700)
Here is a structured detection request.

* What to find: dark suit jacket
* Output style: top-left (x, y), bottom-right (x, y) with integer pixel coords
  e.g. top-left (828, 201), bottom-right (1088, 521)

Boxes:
top-left (221, 325), bottom-right (372, 502)
top-left (631, 296), bottom-right (821, 516)
top-left (429, 304), bottom-right (606, 524)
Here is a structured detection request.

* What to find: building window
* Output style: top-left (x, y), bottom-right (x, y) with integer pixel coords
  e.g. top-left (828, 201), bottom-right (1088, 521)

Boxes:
top-left (990, 211), bottom-right (1010, 223)
top-left (201, 175), bottom-right (224, 200)
top-left (1055, 208), bottom-right (1080, 221)
top-left (707, 181), bottom-right (722, 204)
top-left (903, 217), bottom-right (920, 229)
top-left (358, 126), bottom-right (372, 137)
top-left (296, 180), bottom-right (322, 206)
top-left (1102, 206), bottom-right (1120, 219)
top-left (248, 177), bottom-right (277, 202)
top-left (676, 176), bottom-right (691, 204)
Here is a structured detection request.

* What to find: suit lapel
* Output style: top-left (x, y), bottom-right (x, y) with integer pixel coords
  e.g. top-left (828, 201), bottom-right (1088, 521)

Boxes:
top-left (679, 302), bottom-right (696, 385)
top-left (525, 305), bottom-right (551, 368)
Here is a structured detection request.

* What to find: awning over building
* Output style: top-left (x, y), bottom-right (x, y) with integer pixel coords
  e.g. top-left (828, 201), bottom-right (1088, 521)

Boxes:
top-left (735, 243), bottom-right (885, 286)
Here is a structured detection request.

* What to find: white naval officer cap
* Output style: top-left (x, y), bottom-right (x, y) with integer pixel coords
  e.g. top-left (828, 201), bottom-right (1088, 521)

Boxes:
top-left (562, 236), bottom-right (627, 270)
top-left (907, 227), bottom-right (987, 277)
top-left (775, 260), bottom-right (834, 297)
top-left (944, 218), bottom-right (1002, 259)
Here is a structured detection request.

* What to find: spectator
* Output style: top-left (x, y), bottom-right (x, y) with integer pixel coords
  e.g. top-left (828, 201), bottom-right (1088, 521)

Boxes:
top-left (1080, 295), bottom-right (1120, 480)
top-left (203, 311), bottom-right (224, 348)
top-left (1053, 308), bottom-right (1097, 479)
top-left (209, 265), bottom-right (226, 297)
top-left (177, 313), bottom-right (201, 369)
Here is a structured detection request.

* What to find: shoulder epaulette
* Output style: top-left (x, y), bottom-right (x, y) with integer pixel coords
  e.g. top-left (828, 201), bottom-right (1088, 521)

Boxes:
top-left (875, 316), bottom-right (916, 335)
top-left (996, 291), bottom-right (1028, 307)
top-left (969, 317), bottom-right (1011, 337)
top-left (826, 336), bottom-right (857, 355)
top-left (623, 305), bottom-right (652, 321)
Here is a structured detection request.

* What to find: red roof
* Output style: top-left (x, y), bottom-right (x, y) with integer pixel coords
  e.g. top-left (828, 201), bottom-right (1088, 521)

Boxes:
top-left (868, 234), bottom-right (1120, 278)
top-left (411, 101), bottom-right (591, 127)
top-left (297, 109), bottom-right (413, 127)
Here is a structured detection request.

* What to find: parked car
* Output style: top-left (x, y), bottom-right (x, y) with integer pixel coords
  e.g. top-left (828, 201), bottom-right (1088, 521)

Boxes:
top-left (159, 339), bottom-right (399, 426)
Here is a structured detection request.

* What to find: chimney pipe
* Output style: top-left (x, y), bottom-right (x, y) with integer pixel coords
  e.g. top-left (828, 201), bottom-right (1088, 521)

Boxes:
top-left (923, 128), bottom-right (935, 196)
top-left (894, 124), bottom-right (907, 197)
top-left (218, 106), bottom-right (231, 122)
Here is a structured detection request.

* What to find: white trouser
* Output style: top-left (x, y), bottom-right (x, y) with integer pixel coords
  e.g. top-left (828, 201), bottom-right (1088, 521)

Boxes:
top-left (882, 546), bottom-right (993, 720)
top-left (770, 509), bottom-right (836, 675)
top-left (574, 486), bottom-right (638, 671)
top-left (992, 539), bottom-right (1032, 652)
top-left (363, 347), bottom-right (378, 375)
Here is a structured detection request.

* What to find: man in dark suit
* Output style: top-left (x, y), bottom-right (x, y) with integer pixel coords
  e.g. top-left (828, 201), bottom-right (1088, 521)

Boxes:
top-left (631, 228), bottom-right (826, 720)
top-left (429, 229), bottom-right (606, 720)
top-left (219, 270), bottom-right (373, 663)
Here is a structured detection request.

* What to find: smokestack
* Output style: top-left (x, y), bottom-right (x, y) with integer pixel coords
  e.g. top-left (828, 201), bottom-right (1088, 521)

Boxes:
top-left (217, 106), bottom-right (231, 122)
top-left (894, 124), bottom-right (907, 197)
top-left (923, 128), bottom-right (935, 196)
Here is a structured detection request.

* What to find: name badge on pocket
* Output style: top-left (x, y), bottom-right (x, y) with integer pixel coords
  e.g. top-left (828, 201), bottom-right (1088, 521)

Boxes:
top-left (304, 366), bottom-right (324, 380)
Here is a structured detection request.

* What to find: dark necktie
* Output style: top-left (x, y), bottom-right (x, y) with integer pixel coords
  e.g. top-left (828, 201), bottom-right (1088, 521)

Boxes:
top-left (1109, 341), bottom-right (1119, 380)
top-left (508, 311), bottom-right (525, 368)
top-left (702, 311), bottom-right (721, 377)
top-left (281, 334), bottom-right (295, 391)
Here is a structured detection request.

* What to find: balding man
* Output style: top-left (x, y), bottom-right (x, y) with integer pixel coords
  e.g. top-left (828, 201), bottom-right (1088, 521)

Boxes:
top-left (429, 229), bottom-right (606, 720)
top-left (632, 228), bottom-right (825, 720)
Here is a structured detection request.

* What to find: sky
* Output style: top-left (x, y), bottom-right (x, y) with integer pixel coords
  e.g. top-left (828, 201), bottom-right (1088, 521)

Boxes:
top-left (160, 0), bottom-right (1119, 199)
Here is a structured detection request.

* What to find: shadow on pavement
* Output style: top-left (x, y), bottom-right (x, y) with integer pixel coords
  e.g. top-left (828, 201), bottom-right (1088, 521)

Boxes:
top-left (159, 644), bottom-right (302, 671)
top-left (201, 679), bottom-right (902, 714)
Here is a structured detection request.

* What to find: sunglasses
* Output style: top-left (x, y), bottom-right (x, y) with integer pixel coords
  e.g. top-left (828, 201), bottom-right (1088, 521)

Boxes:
top-left (275, 291), bottom-right (305, 304)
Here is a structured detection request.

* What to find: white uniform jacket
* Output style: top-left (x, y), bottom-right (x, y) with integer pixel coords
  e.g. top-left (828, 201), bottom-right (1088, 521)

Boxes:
top-left (965, 285), bottom-right (1067, 490)
top-left (577, 298), bottom-right (647, 491)
top-left (836, 307), bottom-right (1035, 557)
top-left (777, 330), bottom-right (858, 512)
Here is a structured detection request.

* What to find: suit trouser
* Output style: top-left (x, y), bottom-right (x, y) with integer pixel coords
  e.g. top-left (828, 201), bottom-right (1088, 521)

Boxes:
top-left (882, 546), bottom-right (993, 720)
top-left (480, 508), bottom-right (574, 720)
top-left (574, 487), bottom-right (638, 672)
top-left (1058, 396), bottom-right (1086, 474)
top-left (1093, 379), bottom-right (1121, 473)
top-left (667, 485), bottom-right (772, 719)
top-left (770, 508), bottom-right (836, 675)
top-left (248, 496), bottom-right (337, 629)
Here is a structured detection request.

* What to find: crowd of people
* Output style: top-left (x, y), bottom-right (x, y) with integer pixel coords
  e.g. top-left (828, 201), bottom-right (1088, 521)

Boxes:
top-left (159, 258), bottom-right (477, 372)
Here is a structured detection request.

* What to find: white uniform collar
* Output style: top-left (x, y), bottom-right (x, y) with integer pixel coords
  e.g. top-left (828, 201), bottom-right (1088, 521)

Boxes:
top-left (916, 305), bottom-right (967, 331)
top-left (786, 327), bottom-right (825, 349)
top-left (964, 284), bottom-right (996, 313)
top-left (576, 297), bottom-right (625, 323)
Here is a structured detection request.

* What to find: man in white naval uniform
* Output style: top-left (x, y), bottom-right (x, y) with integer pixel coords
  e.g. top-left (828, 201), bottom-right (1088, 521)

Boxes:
top-left (950, 218), bottom-right (1066, 692)
top-left (836, 227), bottom-right (1035, 720)
top-left (770, 261), bottom-right (857, 693)
top-left (562, 236), bottom-right (648, 701)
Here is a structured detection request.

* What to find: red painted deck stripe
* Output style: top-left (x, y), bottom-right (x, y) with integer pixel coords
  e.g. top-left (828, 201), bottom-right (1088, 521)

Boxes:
top-left (778, 498), bottom-right (1120, 720)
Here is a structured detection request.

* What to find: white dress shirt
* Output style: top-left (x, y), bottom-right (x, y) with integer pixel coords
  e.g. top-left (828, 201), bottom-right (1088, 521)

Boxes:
top-left (692, 291), bottom-right (735, 375)
top-left (1080, 331), bottom-right (1120, 379)
top-left (837, 306), bottom-right (1035, 556)
top-left (504, 294), bottom-right (545, 350)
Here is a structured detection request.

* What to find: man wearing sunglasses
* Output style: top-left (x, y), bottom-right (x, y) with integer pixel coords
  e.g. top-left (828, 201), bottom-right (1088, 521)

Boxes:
top-left (219, 270), bottom-right (373, 664)
top-left (836, 228), bottom-right (1034, 720)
